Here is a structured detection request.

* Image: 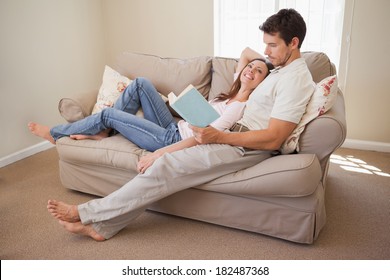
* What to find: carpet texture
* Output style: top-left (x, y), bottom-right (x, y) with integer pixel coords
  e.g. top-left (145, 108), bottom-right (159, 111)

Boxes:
top-left (0, 147), bottom-right (389, 260)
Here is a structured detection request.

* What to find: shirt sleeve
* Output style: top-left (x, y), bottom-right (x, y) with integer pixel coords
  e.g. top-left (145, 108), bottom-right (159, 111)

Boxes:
top-left (209, 101), bottom-right (246, 131)
top-left (271, 71), bottom-right (315, 124)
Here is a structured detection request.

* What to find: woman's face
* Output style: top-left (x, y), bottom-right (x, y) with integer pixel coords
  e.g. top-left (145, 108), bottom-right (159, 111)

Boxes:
top-left (240, 60), bottom-right (268, 90)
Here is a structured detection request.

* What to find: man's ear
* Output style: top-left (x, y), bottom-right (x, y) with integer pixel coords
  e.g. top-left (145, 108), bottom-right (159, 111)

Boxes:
top-left (290, 37), bottom-right (300, 49)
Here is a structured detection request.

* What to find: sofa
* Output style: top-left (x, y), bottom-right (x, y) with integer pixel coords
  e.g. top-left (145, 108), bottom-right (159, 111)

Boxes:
top-left (55, 51), bottom-right (347, 244)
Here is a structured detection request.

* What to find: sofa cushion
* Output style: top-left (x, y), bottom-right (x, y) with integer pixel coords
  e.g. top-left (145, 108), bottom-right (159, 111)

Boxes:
top-left (208, 57), bottom-right (238, 100)
top-left (114, 52), bottom-right (212, 98)
top-left (281, 75), bottom-right (338, 154)
top-left (197, 153), bottom-right (322, 197)
top-left (56, 134), bottom-right (145, 170)
top-left (91, 65), bottom-right (133, 114)
top-left (302, 51), bottom-right (336, 82)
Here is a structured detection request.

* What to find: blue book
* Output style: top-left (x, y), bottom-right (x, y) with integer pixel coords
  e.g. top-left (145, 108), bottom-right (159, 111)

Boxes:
top-left (168, 85), bottom-right (220, 127)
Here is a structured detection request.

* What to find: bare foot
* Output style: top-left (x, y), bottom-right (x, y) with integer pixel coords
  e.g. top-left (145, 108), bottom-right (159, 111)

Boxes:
top-left (70, 129), bottom-right (110, 141)
top-left (47, 199), bottom-right (80, 223)
top-left (58, 220), bottom-right (106, 241)
top-left (28, 122), bottom-right (55, 144)
top-left (70, 131), bottom-right (108, 141)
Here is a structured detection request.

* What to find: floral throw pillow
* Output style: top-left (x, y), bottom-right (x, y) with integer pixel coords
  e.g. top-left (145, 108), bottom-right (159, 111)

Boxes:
top-left (91, 66), bottom-right (132, 114)
top-left (281, 75), bottom-right (338, 154)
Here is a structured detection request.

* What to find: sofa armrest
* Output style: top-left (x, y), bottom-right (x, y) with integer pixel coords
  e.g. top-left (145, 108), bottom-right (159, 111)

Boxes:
top-left (299, 89), bottom-right (347, 173)
top-left (58, 89), bottom-right (98, 122)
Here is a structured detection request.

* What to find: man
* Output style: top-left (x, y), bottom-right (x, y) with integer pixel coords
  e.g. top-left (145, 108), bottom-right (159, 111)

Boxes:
top-left (47, 8), bottom-right (315, 241)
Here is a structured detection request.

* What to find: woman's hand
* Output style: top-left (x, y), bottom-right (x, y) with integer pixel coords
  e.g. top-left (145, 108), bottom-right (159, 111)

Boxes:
top-left (137, 152), bottom-right (162, 174)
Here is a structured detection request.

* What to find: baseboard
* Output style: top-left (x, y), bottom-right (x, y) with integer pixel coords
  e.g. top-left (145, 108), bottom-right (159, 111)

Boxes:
top-left (342, 139), bottom-right (390, 153)
top-left (0, 141), bottom-right (54, 168)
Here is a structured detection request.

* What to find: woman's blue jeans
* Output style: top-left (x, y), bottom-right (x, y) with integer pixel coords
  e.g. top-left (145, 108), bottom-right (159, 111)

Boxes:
top-left (50, 77), bottom-right (181, 151)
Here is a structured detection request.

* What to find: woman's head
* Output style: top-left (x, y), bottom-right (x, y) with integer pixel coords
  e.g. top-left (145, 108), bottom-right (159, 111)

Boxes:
top-left (215, 58), bottom-right (274, 101)
top-left (239, 58), bottom-right (274, 90)
top-left (232, 58), bottom-right (274, 95)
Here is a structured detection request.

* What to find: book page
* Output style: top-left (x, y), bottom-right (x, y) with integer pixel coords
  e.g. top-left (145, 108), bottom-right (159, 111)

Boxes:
top-left (168, 84), bottom-right (196, 105)
top-left (168, 92), bottom-right (177, 105)
top-left (177, 84), bottom-right (195, 98)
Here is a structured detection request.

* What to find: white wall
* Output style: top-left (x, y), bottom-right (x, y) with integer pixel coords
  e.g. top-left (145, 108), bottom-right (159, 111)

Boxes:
top-left (102, 0), bottom-right (213, 64)
top-left (0, 0), bottom-right (389, 162)
top-left (0, 0), bottom-right (106, 158)
top-left (341, 0), bottom-right (390, 144)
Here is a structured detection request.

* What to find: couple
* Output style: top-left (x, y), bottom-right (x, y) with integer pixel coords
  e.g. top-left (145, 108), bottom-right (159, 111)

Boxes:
top-left (29, 8), bottom-right (314, 241)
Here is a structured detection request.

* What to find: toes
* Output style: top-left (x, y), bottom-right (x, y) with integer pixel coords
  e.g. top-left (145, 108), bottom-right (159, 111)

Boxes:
top-left (47, 199), bottom-right (56, 205)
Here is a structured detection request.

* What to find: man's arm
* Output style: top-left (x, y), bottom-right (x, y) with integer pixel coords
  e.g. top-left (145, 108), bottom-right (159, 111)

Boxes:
top-left (190, 118), bottom-right (296, 151)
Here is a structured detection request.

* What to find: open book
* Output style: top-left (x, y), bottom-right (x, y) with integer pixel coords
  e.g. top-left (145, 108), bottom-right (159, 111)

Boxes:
top-left (168, 84), bottom-right (220, 127)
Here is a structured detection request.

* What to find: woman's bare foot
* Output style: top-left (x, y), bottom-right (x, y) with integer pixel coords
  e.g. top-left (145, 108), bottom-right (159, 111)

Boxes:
top-left (47, 200), bottom-right (80, 223)
top-left (28, 122), bottom-right (55, 144)
top-left (58, 220), bottom-right (106, 241)
top-left (70, 129), bottom-right (110, 141)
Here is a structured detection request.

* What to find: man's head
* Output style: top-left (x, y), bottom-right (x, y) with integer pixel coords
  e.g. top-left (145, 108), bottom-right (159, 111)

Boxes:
top-left (259, 9), bottom-right (306, 67)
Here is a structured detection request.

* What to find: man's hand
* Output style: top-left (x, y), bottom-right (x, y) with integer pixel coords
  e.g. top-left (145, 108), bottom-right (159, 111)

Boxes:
top-left (189, 125), bottom-right (222, 144)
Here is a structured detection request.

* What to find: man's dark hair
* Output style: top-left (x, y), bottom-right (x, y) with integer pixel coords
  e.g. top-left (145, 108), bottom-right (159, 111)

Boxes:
top-left (259, 8), bottom-right (306, 48)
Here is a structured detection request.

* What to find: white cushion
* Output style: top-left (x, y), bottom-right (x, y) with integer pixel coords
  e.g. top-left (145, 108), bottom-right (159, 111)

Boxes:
top-left (281, 75), bottom-right (338, 154)
top-left (91, 65), bottom-right (133, 114)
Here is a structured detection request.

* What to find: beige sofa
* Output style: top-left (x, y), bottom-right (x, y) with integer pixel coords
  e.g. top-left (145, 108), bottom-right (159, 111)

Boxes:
top-left (56, 51), bottom-right (346, 244)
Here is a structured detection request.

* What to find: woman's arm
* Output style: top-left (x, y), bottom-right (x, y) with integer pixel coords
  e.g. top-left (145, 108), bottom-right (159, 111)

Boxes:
top-left (236, 47), bottom-right (265, 73)
top-left (209, 101), bottom-right (246, 131)
top-left (137, 137), bottom-right (198, 173)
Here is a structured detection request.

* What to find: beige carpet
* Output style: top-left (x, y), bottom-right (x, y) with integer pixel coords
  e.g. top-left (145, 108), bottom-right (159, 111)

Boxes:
top-left (0, 147), bottom-right (389, 260)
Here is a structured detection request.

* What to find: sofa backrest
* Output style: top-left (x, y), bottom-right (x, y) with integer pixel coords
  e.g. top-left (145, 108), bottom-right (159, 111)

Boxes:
top-left (208, 52), bottom-right (337, 98)
top-left (302, 51), bottom-right (337, 82)
top-left (114, 52), bottom-right (213, 98)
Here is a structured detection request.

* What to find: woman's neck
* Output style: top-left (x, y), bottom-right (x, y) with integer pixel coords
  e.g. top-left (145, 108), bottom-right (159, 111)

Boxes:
top-left (230, 88), bottom-right (252, 102)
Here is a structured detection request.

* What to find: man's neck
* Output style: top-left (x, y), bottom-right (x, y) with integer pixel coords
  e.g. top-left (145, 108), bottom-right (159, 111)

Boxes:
top-left (284, 50), bottom-right (301, 67)
top-left (273, 51), bottom-right (302, 72)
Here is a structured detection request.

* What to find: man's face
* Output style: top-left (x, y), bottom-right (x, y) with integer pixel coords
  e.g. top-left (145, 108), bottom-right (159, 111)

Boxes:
top-left (263, 32), bottom-right (294, 67)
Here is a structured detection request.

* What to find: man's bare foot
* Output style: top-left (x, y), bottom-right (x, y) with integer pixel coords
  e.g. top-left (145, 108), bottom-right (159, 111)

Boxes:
top-left (28, 122), bottom-right (55, 144)
top-left (58, 220), bottom-right (106, 241)
top-left (70, 129), bottom-right (110, 141)
top-left (47, 199), bottom-right (80, 223)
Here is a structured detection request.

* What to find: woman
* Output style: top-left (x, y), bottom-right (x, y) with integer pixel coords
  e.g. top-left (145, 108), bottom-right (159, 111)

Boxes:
top-left (29, 57), bottom-right (273, 154)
